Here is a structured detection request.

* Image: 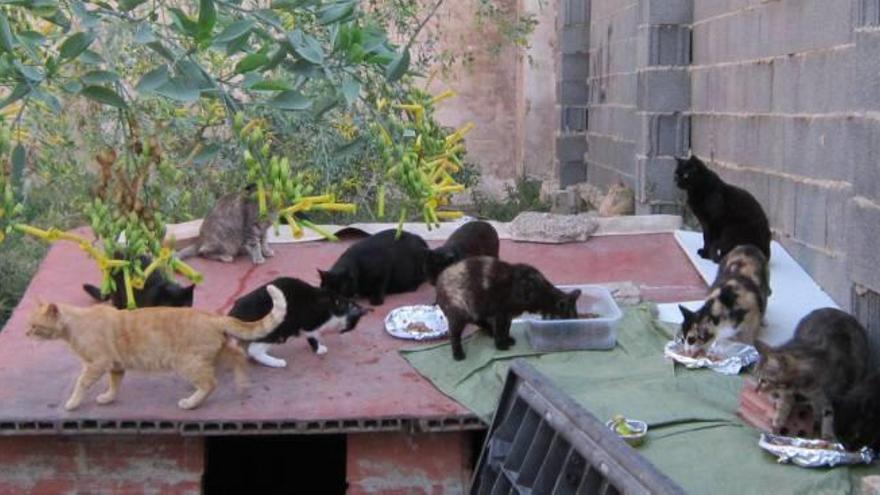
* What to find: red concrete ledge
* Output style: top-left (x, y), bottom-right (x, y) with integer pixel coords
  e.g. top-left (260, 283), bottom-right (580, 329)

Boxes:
top-left (0, 232), bottom-right (705, 435)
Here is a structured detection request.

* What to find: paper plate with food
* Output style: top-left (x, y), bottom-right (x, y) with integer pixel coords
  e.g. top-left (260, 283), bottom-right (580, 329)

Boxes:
top-left (759, 433), bottom-right (875, 468)
top-left (663, 337), bottom-right (759, 375)
top-left (385, 305), bottom-right (449, 341)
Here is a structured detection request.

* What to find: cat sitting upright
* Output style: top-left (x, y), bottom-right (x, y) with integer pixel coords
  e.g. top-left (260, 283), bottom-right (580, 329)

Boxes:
top-left (435, 256), bottom-right (581, 361)
top-left (27, 285), bottom-right (287, 411)
top-left (678, 244), bottom-right (769, 355)
top-left (83, 256), bottom-right (194, 309)
top-left (755, 308), bottom-right (869, 440)
top-left (675, 155), bottom-right (771, 262)
top-left (319, 229), bottom-right (429, 306)
top-left (178, 183), bottom-right (275, 264)
top-left (426, 220), bottom-right (500, 284)
top-left (228, 277), bottom-right (370, 368)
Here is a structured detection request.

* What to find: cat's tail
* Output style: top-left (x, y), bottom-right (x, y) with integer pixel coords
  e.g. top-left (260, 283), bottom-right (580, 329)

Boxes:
top-left (222, 284), bottom-right (287, 340)
top-left (176, 244), bottom-right (198, 260)
top-left (82, 284), bottom-right (110, 302)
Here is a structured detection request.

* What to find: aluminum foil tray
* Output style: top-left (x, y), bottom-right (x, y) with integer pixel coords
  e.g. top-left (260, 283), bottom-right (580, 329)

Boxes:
top-left (663, 338), bottom-right (759, 375)
top-left (759, 433), bottom-right (875, 468)
top-left (385, 305), bottom-right (449, 341)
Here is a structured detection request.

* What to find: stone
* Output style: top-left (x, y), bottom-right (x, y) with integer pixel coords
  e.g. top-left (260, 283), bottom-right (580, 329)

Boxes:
top-left (509, 211), bottom-right (599, 243)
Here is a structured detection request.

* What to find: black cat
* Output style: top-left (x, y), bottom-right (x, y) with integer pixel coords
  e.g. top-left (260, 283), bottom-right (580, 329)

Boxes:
top-left (426, 220), bottom-right (500, 284)
top-left (833, 371), bottom-right (880, 451)
top-left (675, 155), bottom-right (772, 262)
top-left (228, 277), bottom-right (370, 368)
top-left (436, 256), bottom-right (581, 361)
top-left (82, 256), bottom-right (194, 309)
top-left (319, 229), bottom-right (429, 305)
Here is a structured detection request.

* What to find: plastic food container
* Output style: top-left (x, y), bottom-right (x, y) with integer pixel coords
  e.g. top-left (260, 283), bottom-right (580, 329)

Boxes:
top-left (517, 285), bottom-right (622, 352)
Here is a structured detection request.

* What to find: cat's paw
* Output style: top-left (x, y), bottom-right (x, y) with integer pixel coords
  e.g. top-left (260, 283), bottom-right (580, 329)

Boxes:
top-left (453, 350), bottom-right (466, 361)
top-left (369, 296), bottom-right (385, 306)
top-left (96, 392), bottom-right (116, 405)
top-left (63, 398), bottom-right (81, 411)
top-left (178, 397), bottom-right (200, 410)
top-left (316, 344), bottom-right (328, 355)
top-left (218, 254), bottom-right (235, 263)
top-left (262, 247), bottom-right (275, 258)
top-left (252, 255), bottom-right (266, 265)
top-left (697, 248), bottom-right (710, 259)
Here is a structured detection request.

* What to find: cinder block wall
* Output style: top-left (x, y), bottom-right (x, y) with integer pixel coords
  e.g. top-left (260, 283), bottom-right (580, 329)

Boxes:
top-left (581, 0), bottom-right (880, 337)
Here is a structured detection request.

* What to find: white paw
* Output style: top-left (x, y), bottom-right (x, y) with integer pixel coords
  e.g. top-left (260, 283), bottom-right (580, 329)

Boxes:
top-left (64, 399), bottom-right (80, 411)
top-left (178, 398), bottom-right (198, 410)
top-left (316, 344), bottom-right (328, 355)
top-left (219, 255), bottom-right (235, 263)
top-left (254, 355), bottom-right (287, 368)
top-left (263, 247), bottom-right (275, 257)
top-left (96, 392), bottom-right (115, 405)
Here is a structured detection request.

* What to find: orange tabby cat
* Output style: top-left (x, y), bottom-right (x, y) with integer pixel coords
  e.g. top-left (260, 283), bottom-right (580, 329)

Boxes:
top-left (26, 284), bottom-right (287, 411)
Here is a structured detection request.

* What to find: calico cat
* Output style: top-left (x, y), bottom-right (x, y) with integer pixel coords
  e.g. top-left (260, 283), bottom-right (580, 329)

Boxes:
top-left (26, 285), bottom-right (287, 411)
top-left (319, 229), bottom-right (429, 306)
top-left (426, 220), bottom-right (500, 284)
top-left (228, 277), bottom-right (370, 368)
top-left (178, 184), bottom-right (275, 264)
top-left (832, 371), bottom-right (880, 451)
top-left (82, 256), bottom-right (194, 309)
top-left (675, 155), bottom-right (772, 262)
top-left (678, 244), bottom-right (769, 355)
top-left (436, 256), bottom-right (581, 361)
top-left (755, 308), bottom-right (869, 439)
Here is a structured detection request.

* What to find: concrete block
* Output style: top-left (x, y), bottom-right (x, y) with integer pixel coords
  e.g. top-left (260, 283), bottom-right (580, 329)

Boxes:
top-left (561, 105), bottom-right (588, 132)
top-left (857, 0), bottom-right (880, 27)
top-left (587, 133), bottom-right (637, 175)
top-left (637, 156), bottom-right (682, 203)
top-left (637, 67), bottom-right (690, 112)
top-left (849, 117), bottom-right (880, 199)
top-left (780, 116), bottom-right (853, 182)
top-left (557, 133), bottom-right (589, 161)
top-left (639, 113), bottom-right (690, 157)
top-left (639, 0), bottom-right (693, 25)
top-left (767, 175), bottom-right (797, 236)
top-left (780, 237), bottom-right (851, 308)
top-left (561, 25), bottom-right (590, 55)
top-left (847, 197), bottom-right (880, 291)
top-left (562, 53), bottom-right (589, 81)
top-left (793, 182), bottom-right (852, 251)
top-left (587, 158), bottom-right (637, 188)
top-left (560, 81), bottom-right (589, 104)
top-left (589, 104), bottom-right (638, 141)
top-left (855, 29), bottom-right (880, 112)
top-left (589, 72), bottom-right (637, 105)
top-left (638, 25), bottom-right (691, 67)
top-left (771, 47), bottom-right (854, 114)
top-left (563, 0), bottom-right (590, 26)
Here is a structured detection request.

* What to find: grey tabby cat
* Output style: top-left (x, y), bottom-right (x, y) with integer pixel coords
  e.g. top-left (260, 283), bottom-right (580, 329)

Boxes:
top-left (755, 308), bottom-right (869, 440)
top-left (178, 184), bottom-right (275, 264)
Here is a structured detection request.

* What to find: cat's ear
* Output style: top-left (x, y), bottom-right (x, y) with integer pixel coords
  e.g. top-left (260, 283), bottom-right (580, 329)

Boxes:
top-left (44, 303), bottom-right (59, 319)
top-left (678, 305), bottom-right (695, 321)
top-left (567, 289), bottom-right (582, 301)
top-left (754, 339), bottom-right (772, 356)
top-left (317, 269), bottom-right (329, 282)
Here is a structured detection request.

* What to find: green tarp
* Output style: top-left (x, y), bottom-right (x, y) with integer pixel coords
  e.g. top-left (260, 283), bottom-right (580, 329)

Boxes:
top-left (401, 305), bottom-right (879, 494)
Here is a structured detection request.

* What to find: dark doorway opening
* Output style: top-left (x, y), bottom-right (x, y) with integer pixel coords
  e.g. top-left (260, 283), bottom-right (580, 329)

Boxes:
top-left (203, 434), bottom-right (347, 494)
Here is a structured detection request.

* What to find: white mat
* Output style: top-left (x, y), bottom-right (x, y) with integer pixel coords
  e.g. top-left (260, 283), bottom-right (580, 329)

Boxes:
top-left (657, 231), bottom-right (839, 346)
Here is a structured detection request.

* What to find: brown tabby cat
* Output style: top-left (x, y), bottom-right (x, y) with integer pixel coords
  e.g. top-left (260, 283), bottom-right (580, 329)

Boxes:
top-left (755, 308), bottom-right (869, 439)
top-left (178, 184), bottom-right (275, 264)
top-left (26, 285), bottom-right (287, 411)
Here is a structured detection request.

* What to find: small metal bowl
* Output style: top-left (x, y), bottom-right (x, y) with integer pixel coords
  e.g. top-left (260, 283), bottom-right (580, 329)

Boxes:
top-left (606, 418), bottom-right (648, 447)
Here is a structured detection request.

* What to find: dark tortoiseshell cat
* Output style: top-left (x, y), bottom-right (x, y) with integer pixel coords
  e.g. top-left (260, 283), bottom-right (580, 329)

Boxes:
top-left (178, 184), bottom-right (274, 264)
top-left (755, 308), bottom-right (869, 440)
top-left (675, 156), bottom-right (772, 262)
top-left (679, 245), bottom-right (769, 355)
top-left (426, 220), bottom-right (500, 284)
top-left (83, 256), bottom-right (194, 309)
top-left (833, 371), bottom-right (880, 451)
top-left (436, 256), bottom-right (581, 361)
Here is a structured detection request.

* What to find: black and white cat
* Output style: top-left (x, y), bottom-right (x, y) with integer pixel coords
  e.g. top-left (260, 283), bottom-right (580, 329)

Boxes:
top-left (675, 155), bottom-right (772, 261)
top-left (319, 229), bottom-right (429, 305)
top-left (228, 277), bottom-right (370, 368)
top-left (83, 256), bottom-right (195, 309)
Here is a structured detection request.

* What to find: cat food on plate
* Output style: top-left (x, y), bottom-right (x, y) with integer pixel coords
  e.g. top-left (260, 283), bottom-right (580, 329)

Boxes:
top-left (385, 305), bottom-right (449, 341)
top-left (664, 338), bottom-right (758, 375)
top-left (518, 285), bottom-right (622, 352)
top-left (758, 433), bottom-right (875, 468)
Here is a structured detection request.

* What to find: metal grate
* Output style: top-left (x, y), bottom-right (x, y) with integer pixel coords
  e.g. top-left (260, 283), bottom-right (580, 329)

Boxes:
top-left (471, 360), bottom-right (684, 495)
top-left (0, 414), bottom-right (484, 437)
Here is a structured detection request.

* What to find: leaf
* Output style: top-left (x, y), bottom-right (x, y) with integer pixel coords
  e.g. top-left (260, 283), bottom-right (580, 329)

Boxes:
top-left (0, 84), bottom-right (29, 110)
top-left (341, 77), bottom-right (359, 106)
top-left (197, 0), bottom-right (216, 40)
top-left (81, 70), bottom-right (118, 85)
top-left (384, 47), bottom-right (409, 82)
top-left (248, 78), bottom-right (294, 91)
top-left (58, 31), bottom-right (96, 61)
top-left (269, 90), bottom-right (311, 110)
top-left (169, 8), bottom-right (199, 38)
top-left (288, 29), bottom-right (324, 65)
top-left (235, 53), bottom-right (269, 73)
top-left (80, 85), bottom-right (127, 109)
top-left (71, 1), bottom-right (100, 28)
top-left (361, 27), bottom-right (387, 53)
top-left (215, 19), bottom-right (254, 43)
top-left (177, 60), bottom-right (212, 89)
top-left (61, 80), bottom-right (83, 93)
top-left (118, 0), bottom-right (148, 12)
top-left (154, 77), bottom-right (200, 103)
top-left (32, 89), bottom-right (60, 114)
top-left (318, 1), bottom-right (355, 25)
top-left (13, 60), bottom-right (43, 81)
top-left (192, 143), bottom-right (220, 165)
top-left (311, 95), bottom-right (338, 119)
top-left (0, 13), bottom-right (15, 53)
top-left (11, 144), bottom-right (25, 190)
top-left (78, 49), bottom-right (105, 65)
top-left (135, 65), bottom-right (169, 93)
top-left (146, 42), bottom-right (174, 61)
